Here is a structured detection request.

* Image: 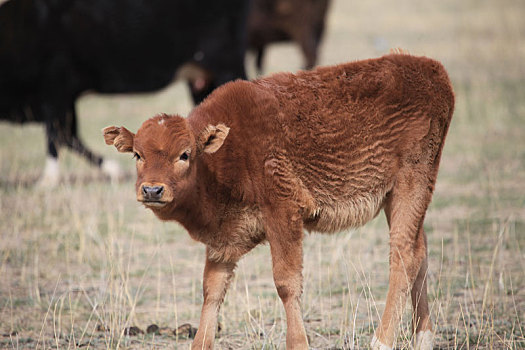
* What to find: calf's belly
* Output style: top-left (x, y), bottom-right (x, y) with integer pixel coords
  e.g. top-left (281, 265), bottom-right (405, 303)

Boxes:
top-left (304, 190), bottom-right (388, 233)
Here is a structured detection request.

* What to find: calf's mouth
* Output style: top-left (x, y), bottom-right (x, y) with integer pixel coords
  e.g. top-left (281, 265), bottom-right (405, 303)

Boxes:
top-left (140, 200), bottom-right (168, 208)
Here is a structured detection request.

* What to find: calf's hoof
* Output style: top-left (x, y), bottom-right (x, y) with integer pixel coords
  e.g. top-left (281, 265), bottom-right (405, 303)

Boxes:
top-left (371, 335), bottom-right (392, 350)
top-left (414, 330), bottom-right (433, 350)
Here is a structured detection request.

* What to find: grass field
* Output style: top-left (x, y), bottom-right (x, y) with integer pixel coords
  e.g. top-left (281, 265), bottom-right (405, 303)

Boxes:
top-left (1, 0), bottom-right (524, 348)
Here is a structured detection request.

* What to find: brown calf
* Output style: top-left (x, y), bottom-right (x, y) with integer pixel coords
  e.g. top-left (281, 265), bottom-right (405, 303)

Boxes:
top-left (103, 53), bottom-right (454, 350)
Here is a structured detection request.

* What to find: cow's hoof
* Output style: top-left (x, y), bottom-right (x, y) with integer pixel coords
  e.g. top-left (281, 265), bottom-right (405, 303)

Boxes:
top-left (101, 159), bottom-right (122, 182)
top-left (36, 157), bottom-right (60, 189)
top-left (371, 335), bottom-right (392, 350)
top-left (414, 330), bottom-right (433, 350)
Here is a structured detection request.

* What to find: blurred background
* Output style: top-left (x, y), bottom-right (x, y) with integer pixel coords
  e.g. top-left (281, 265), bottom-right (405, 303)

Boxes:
top-left (0, 0), bottom-right (524, 349)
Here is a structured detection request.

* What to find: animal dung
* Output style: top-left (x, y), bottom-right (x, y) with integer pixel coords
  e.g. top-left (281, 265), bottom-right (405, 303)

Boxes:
top-left (173, 323), bottom-right (198, 339)
top-left (146, 324), bottom-right (160, 335)
top-left (123, 326), bottom-right (144, 336)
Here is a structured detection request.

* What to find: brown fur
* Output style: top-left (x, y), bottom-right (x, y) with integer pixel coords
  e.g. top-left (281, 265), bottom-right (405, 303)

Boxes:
top-left (103, 53), bottom-right (454, 349)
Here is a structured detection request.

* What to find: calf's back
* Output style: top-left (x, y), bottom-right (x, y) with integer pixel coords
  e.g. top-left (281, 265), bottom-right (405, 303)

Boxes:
top-left (189, 53), bottom-right (454, 232)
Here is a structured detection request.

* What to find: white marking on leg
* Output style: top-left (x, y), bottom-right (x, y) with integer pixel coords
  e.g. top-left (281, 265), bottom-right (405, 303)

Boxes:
top-left (371, 335), bottom-right (392, 350)
top-left (414, 330), bottom-right (433, 350)
top-left (37, 156), bottom-right (59, 188)
top-left (101, 159), bottom-right (122, 182)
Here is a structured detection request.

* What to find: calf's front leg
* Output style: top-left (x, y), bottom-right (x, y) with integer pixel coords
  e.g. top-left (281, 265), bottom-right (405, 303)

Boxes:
top-left (265, 206), bottom-right (309, 349)
top-left (191, 250), bottom-right (236, 350)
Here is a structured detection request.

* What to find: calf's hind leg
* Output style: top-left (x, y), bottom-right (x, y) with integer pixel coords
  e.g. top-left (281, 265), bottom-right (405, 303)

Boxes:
top-left (371, 175), bottom-right (434, 350)
top-left (411, 229), bottom-right (433, 349)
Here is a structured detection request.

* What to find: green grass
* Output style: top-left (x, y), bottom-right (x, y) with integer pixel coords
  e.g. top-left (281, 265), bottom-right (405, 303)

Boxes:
top-left (1, 0), bottom-right (525, 348)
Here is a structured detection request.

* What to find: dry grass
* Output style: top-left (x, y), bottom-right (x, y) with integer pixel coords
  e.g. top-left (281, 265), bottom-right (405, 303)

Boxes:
top-left (1, 0), bottom-right (524, 348)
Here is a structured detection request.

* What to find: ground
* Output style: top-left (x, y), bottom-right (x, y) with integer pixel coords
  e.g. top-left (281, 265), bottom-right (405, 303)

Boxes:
top-left (0, 0), bottom-right (524, 349)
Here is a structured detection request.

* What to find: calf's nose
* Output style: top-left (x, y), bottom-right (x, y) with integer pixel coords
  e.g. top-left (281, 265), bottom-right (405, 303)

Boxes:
top-left (142, 185), bottom-right (165, 201)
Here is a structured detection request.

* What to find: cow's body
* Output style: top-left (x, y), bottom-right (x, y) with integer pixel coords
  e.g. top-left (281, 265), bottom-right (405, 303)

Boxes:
top-left (247, 0), bottom-right (330, 73)
top-left (0, 0), bottom-right (249, 185)
top-left (104, 53), bottom-right (454, 350)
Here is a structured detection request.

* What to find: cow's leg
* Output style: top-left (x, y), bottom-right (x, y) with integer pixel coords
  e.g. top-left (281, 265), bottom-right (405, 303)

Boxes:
top-left (297, 30), bottom-right (319, 70)
top-left (372, 176), bottom-right (433, 350)
top-left (192, 251), bottom-right (236, 350)
top-left (64, 106), bottom-right (121, 181)
top-left (37, 119), bottom-right (61, 188)
top-left (264, 205), bottom-right (308, 349)
top-left (64, 107), bottom-right (102, 166)
top-left (255, 47), bottom-right (265, 74)
top-left (381, 199), bottom-right (433, 349)
top-left (411, 239), bottom-right (433, 350)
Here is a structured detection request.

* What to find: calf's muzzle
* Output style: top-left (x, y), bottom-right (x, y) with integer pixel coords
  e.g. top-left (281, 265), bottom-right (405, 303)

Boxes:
top-left (138, 182), bottom-right (171, 207)
top-left (142, 185), bottom-right (164, 200)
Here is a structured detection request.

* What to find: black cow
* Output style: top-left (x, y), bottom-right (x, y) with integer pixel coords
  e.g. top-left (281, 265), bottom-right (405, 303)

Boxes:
top-left (247, 0), bottom-right (330, 74)
top-left (0, 0), bottom-right (249, 185)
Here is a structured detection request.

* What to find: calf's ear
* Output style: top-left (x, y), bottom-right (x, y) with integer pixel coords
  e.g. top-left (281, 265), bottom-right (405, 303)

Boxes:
top-left (102, 126), bottom-right (135, 153)
top-left (198, 123), bottom-right (230, 154)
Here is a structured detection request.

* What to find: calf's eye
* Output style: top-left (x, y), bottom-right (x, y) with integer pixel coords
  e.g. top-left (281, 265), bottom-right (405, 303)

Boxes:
top-left (133, 152), bottom-right (141, 161)
top-left (179, 151), bottom-right (189, 161)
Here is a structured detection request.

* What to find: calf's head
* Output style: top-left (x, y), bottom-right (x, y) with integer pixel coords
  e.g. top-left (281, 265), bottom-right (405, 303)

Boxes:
top-left (103, 114), bottom-right (229, 210)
